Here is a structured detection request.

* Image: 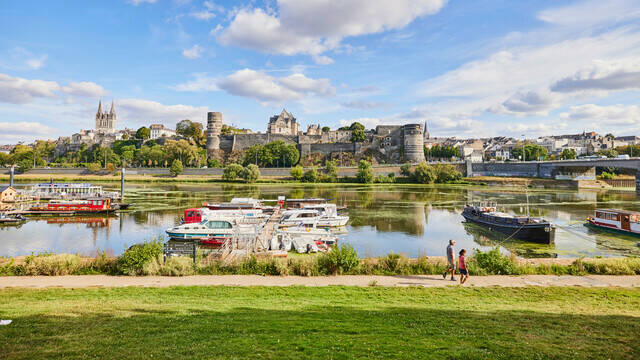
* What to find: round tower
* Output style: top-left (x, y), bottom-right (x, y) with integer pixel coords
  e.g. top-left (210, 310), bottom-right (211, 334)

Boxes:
top-left (403, 124), bottom-right (425, 163)
top-left (206, 112), bottom-right (222, 158)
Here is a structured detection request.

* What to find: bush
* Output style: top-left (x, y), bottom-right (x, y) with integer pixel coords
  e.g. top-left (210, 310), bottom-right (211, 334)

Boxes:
top-left (288, 257), bottom-right (319, 276)
top-left (600, 171), bottom-right (616, 180)
top-left (170, 159), bottom-right (183, 177)
top-left (242, 164), bottom-right (260, 183)
top-left (117, 240), bottom-right (163, 275)
top-left (302, 167), bottom-right (318, 183)
top-left (356, 160), bottom-right (374, 184)
top-left (400, 162), bottom-right (412, 177)
top-left (207, 158), bottom-right (222, 168)
top-left (381, 252), bottom-right (404, 273)
top-left (375, 174), bottom-right (395, 183)
top-left (222, 163), bottom-right (244, 181)
top-left (86, 162), bottom-right (102, 174)
top-left (24, 254), bottom-right (82, 276)
top-left (160, 256), bottom-right (195, 276)
top-left (471, 247), bottom-right (519, 275)
top-left (290, 165), bottom-right (304, 180)
top-left (413, 161), bottom-right (436, 184)
top-left (433, 163), bottom-right (462, 183)
top-left (317, 244), bottom-right (360, 275)
top-left (324, 160), bottom-right (338, 181)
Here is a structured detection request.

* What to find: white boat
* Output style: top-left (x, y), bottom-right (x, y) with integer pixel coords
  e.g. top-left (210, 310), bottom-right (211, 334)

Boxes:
top-left (302, 203), bottom-right (349, 227)
top-left (203, 197), bottom-right (276, 212)
top-left (269, 231), bottom-right (331, 253)
top-left (275, 223), bottom-right (338, 245)
top-left (166, 218), bottom-right (259, 240)
top-left (279, 209), bottom-right (321, 227)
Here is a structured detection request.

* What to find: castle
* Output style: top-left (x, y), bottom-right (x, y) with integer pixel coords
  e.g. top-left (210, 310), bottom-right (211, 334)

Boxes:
top-left (207, 109), bottom-right (426, 164)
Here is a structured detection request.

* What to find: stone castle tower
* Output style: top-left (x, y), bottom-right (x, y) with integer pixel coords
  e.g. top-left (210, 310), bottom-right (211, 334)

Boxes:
top-left (206, 111), bottom-right (222, 159)
top-left (403, 123), bottom-right (425, 163)
top-left (95, 100), bottom-right (116, 133)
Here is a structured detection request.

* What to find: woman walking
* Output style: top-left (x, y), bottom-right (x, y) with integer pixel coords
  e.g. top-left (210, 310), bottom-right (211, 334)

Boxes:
top-left (458, 249), bottom-right (469, 285)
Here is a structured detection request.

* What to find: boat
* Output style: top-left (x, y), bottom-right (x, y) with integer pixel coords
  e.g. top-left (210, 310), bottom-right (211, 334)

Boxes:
top-left (301, 203), bottom-right (349, 227)
top-left (461, 203), bottom-right (555, 244)
top-left (275, 222), bottom-right (338, 245)
top-left (28, 198), bottom-right (115, 214)
top-left (286, 198), bottom-right (329, 209)
top-left (278, 209), bottom-right (322, 227)
top-left (586, 209), bottom-right (640, 237)
top-left (0, 213), bottom-right (26, 225)
top-left (181, 207), bottom-right (268, 224)
top-left (29, 183), bottom-right (120, 200)
top-left (203, 198), bottom-right (275, 212)
top-left (165, 217), bottom-right (260, 240)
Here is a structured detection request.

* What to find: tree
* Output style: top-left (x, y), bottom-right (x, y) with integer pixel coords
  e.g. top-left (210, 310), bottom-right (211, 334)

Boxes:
top-left (512, 144), bottom-right (548, 161)
top-left (243, 141), bottom-right (299, 167)
top-left (598, 149), bottom-right (618, 158)
top-left (302, 167), bottom-right (318, 183)
top-left (176, 119), bottom-right (204, 144)
top-left (322, 126), bottom-right (330, 133)
top-left (413, 161), bottom-right (436, 184)
top-left (222, 163), bottom-right (244, 181)
top-left (324, 160), bottom-right (338, 180)
top-left (290, 165), bottom-right (304, 180)
top-left (433, 163), bottom-right (462, 183)
top-left (561, 148), bottom-right (577, 160)
top-left (400, 162), bottom-right (413, 177)
top-left (349, 122), bottom-right (365, 131)
top-left (356, 160), bottom-right (374, 184)
top-left (242, 164), bottom-right (260, 183)
top-left (207, 158), bottom-right (222, 168)
top-left (170, 159), bottom-right (183, 177)
top-left (164, 139), bottom-right (199, 166)
top-left (351, 129), bottom-right (366, 142)
top-left (605, 133), bottom-right (615, 140)
top-left (136, 127), bottom-right (150, 140)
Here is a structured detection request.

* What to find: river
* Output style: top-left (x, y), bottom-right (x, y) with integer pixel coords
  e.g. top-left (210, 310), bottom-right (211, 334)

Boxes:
top-left (1, 183), bottom-right (639, 258)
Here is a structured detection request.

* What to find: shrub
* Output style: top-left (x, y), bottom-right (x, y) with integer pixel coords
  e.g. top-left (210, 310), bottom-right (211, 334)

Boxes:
top-left (170, 159), bottom-right (183, 177)
top-left (24, 254), bottom-right (82, 276)
top-left (324, 160), bottom-right (338, 181)
top-left (222, 163), bottom-right (244, 181)
top-left (207, 158), bottom-right (222, 168)
top-left (105, 163), bottom-right (116, 173)
top-left (317, 244), bottom-right (360, 275)
top-left (471, 247), bottom-right (519, 275)
top-left (381, 252), bottom-right (404, 273)
top-left (356, 160), bottom-right (374, 184)
top-left (400, 162), bottom-right (412, 177)
top-left (86, 162), bottom-right (102, 174)
top-left (433, 163), bottom-right (462, 183)
top-left (160, 256), bottom-right (195, 276)
top-left (413, 161), bottom-right (436, 184)
top-left (117, 240), bottom-right (163, 275)
top-left (302, 167), bottom-right (318, 183)
top-left (600, 171), bottom-right (616, 180)
top-left (375, 174), bottom-right (395, 183)
top-left (288, 257), bottom-right (319, 276)
top-left (242, 164), bottom-right (260, 183)
top-left (290, 165), bottom-right (304, 180)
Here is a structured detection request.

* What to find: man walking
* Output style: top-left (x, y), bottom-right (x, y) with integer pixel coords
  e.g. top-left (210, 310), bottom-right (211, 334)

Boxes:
top-left (443, 239), bottom-right (456, 281)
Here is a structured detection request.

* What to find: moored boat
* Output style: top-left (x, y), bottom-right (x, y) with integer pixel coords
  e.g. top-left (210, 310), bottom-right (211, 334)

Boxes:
top-left (165, 218), bottom-right (259, 240)
top-left (461, 203), bottom-right (555, 244)
top-left (586, 209), bottom-right (640, 237)
top-left (0, 213), bottom-right (26, 225)
top-left (28, 198), bottom-right (114, 214)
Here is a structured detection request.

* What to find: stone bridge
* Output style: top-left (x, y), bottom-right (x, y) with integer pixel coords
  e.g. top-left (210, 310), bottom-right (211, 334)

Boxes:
top-left (468, 159), bottom-right (640, 191)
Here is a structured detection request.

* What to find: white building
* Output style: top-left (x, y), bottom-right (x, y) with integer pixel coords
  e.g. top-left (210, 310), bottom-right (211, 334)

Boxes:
top-left (149, 124), bottom-right (176, 140)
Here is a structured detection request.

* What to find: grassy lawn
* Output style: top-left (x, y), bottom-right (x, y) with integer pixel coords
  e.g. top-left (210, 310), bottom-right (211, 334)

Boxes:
top-left (1, 286), bottom-right (639, 359)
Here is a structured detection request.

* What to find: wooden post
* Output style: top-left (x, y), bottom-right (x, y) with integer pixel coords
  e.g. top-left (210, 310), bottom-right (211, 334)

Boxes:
top-left (120, 167), bottom-right (125, 200)
top-left (192, 241), bottom-right (197, 271)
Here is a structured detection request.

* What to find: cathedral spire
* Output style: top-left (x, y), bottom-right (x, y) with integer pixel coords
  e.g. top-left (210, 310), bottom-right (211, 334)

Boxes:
top-left (109, 100), bottom-right (114, 115)
top-left (97, 99), bottom-right (102, 114)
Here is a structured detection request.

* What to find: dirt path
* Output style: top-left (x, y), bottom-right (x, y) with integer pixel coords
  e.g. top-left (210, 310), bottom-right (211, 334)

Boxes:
top-left (1, 275), bottom-right (639, 288)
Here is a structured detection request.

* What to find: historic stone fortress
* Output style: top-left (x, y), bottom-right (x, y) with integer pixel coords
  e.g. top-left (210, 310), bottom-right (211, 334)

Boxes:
top-left (207, 109), bottom-right (427, 164)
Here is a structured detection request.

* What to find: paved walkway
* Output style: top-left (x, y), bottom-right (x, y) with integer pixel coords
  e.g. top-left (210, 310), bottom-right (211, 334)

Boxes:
top-left (1, 275), bottom-right (639, 288)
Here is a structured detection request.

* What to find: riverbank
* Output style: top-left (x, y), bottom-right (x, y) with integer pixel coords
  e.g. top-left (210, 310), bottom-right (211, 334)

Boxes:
top-left (1, 286), bottom-right (638, 359)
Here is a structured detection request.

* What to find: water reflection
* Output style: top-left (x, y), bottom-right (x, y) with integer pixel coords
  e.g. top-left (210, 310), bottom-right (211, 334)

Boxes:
top-left (1, 183), bottom-right (639, 258)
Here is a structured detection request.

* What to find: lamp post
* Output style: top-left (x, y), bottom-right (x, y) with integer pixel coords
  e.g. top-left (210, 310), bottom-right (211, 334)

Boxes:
top-left (521, 134), bottom-right (526, 162)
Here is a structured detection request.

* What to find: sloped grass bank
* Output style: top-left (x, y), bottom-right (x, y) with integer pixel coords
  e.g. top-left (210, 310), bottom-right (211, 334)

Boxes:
top-left (0, 286), bottom-right (639, 359)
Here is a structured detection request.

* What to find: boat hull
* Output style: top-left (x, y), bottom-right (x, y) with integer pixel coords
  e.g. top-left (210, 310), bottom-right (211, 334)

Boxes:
top-left (462, 212), bottom-right (555, 244)
top-left (585, 220), bottom-right (640, 238)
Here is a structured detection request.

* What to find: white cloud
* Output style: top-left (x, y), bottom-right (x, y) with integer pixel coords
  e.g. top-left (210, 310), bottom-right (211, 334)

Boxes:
top-left (494, 90), bottom-right (561, 116)
top-left (203, 1), bottom-right (224, 12)
top-left (0, 48), bottom-right (48, 71)
top-left (117, 98), bottom-right (209, 125)
top-left (127, 0), bottom-right (157, 5)
top-left (551, 59), bottom-right (640, 92)
top-left (182, 45), bottom-right (204, 59)
top-left (560, 104), bottom-right (640, 126)
top-left (0, 73), bottom-right (60, 104)
top-left (217, 0), bottom-right (446, 62)
top-left (341, 99), bottom-right (392, 110)
top-left (537, 0), bottom-right (640, 28)
top-left (190, 10), bottom-right (215, 21)
top-left (0, 121), bottom-right (56, 136)
top-left (61, 81), bottom-right (107, 98)
top-left (25, 55), bottom-right (47, 70)
top-left (176, 69), bottom-right (336, 103)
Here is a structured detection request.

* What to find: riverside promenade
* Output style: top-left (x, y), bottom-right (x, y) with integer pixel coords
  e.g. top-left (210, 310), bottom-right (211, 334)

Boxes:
top-left (2, 275), bottom-right (639, 288)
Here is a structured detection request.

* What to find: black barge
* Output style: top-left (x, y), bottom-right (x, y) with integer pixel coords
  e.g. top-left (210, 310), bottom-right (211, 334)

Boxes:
top-left (462, 204), bottom-right (555, 244)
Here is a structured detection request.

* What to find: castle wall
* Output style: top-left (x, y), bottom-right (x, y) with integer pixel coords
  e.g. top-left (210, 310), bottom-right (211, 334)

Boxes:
top-left (230, 133), bottom-right (298, 152)
top-left (403, 124), bottom-right (426, 163)
top-left (300, 142), bottom-right (360, 157)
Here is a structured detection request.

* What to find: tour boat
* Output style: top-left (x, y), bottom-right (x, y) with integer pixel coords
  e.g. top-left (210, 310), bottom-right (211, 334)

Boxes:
top-left (165, 218), bottom-right (259, 240)
top-left (29, 198), bottom-right (114, 214)
top-left (461, 203), bottom-right (555, 244)
top-left (586, 209), bottom-right (640, 237)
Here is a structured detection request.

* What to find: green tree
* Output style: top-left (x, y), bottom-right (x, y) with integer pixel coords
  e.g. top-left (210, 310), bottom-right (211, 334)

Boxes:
top-left (351, 129), bottom-right (366, 142)
top-left (302, 167), bottom-right (318, 183)
top-left (598, 149), bottom-right (618, 158)
top-left (136, 127), bottom-right (150, 140)
top-left (560, 148), bottom-right (577, 160)
top-left (400, 162), bottom-right (413, 176)
top-left (349, 122), bottom-right (365, 131)
top-left (356, 160), bottom-right (374, 184)
top-left (324, 160), bottom-right (338, 181)
top-left (322, 126), bottom-right (330, 133)
top-left (512, 144), bottom-right (548, 161)
top-left (170, 159), bottom-right (183, 177)
top-left (433, 163), bottom-right (462, 183)
top-left (176, 119), bottom-right (204, 145)
top-left (207, 158), bottom-right (222, 168)
top-left (290, 165), bottom-right (304, 180)
top-left (0, 152), bottom-right (9, 166)
top-left (242, 164), bottom-right (260, 183)
top-left (164, 139), bottom-right (199, 166)
top-left (222, 163), bottom-right (244, 181)
top-left (413, 161), bottom-right (436, 184)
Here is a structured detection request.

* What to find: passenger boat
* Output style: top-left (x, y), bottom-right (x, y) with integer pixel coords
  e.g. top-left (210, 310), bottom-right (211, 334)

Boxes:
top-left (28, 198), bottom-right (114, 214)
top-left (586, 209), bottom-right (640, 237)
top-left (165, 218), bottom-right (259, 240)
top-left (461, 203), bottom-right (555, 244)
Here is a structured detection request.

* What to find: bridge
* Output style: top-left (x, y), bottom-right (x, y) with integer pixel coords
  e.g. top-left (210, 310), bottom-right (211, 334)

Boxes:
top-left (467, 158), bottom-right (640, 191)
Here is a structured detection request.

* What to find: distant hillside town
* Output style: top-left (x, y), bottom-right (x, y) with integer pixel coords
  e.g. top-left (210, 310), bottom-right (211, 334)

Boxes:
top-left (1, 100), bottom-right (640, 169)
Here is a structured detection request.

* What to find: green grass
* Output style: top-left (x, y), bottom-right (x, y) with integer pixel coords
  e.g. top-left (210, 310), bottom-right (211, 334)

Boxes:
top-left (0, 286), bottom-right (639, 359)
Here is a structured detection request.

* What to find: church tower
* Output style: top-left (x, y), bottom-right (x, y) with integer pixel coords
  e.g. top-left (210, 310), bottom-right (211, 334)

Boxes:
top-left (95, 100), bottom-right (116, 133)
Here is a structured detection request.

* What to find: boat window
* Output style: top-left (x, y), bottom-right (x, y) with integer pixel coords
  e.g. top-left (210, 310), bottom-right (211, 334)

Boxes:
top-left (631, 215), bottom-right (640, 223)
top-left (187, 211), bottom-right (194, 217)
top-left (206, 221), bottom-right (232, 229)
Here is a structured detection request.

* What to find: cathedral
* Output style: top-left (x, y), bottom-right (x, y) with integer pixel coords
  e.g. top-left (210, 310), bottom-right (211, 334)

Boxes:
top-left (95, 100), bottom-right (116, 133)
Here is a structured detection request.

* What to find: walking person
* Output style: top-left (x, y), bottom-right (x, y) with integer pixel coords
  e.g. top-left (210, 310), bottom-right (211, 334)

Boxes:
top-left (458, 249), bottom-right (469, 285)
top-left (443, 239), bottom-right (456, 281)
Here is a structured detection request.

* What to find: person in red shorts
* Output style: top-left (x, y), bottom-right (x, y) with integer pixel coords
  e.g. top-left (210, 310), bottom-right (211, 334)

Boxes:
top-left (458, 249), bottom-right (469, 285)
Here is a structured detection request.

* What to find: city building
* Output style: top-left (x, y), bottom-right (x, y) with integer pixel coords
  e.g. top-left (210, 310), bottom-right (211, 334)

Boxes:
top-left (267, 109), bottom-right (299, 135)
top-left (149, 124), bottom-right (176, 140)
top-left (0, 186), bottom-right (17, 203)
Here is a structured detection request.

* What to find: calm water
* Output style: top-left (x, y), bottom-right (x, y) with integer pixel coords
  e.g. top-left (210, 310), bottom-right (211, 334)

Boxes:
top-left (2, 183), bottom-right (640, 258)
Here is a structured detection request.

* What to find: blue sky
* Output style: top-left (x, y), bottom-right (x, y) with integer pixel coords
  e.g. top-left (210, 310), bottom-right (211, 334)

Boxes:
top-left (1, 0), bottom-right (639, 143)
